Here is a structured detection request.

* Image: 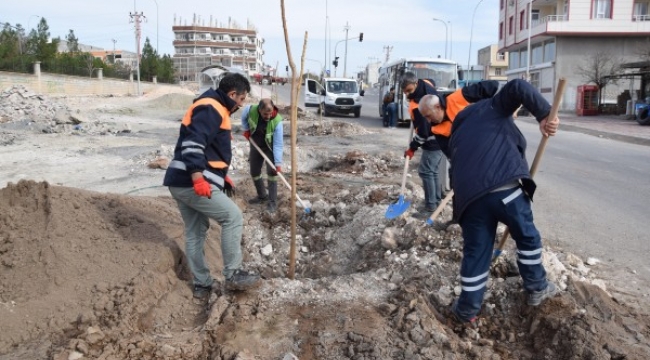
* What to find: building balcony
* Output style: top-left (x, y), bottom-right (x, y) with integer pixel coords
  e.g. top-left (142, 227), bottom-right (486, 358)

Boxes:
top-left (500, 12), bottom-right (650, 51)
top-left (173, 40), bottom-right (257, 49)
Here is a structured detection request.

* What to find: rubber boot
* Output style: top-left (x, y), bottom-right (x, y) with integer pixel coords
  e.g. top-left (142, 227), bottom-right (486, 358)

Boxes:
top-left (266, 180), bottom-right (278, 212)
top-left (248, 178), bottom-right (268, 204)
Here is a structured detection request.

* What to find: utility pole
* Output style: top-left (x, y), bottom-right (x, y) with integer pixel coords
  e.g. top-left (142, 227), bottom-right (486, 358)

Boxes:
top-left (324, 0), bottom-right (328, 77)
top-left (130, 4), bottom-right (145, 96)
top-left (343, 21), bottom-right (350, 78)
top-left (111, 39), bottom-right (117, 64)
top-left (383, 45), bottom-right (393, 63)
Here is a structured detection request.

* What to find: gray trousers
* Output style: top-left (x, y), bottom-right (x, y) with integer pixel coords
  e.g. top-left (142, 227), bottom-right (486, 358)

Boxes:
top-left (169, 186), bottom-right (243, 286)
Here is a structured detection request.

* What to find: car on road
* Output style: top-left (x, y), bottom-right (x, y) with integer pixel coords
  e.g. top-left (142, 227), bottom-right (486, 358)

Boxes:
top-left (304, 77), bottom-right (365, 117)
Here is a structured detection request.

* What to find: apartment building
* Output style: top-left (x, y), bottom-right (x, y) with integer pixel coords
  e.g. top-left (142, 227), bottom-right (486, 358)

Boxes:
top-left (477, 44), bottom-right (509, 82)
top-left (498, 0), bottom-right (650, 111)
top-left (57, 40), bottom-right (138, 70)
top-left (172, 15), bottom-right (264, 82)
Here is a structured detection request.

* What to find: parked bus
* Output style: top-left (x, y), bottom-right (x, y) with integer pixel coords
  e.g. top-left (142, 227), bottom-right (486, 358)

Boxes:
top-left (377, 57), bottom-right (460, 124)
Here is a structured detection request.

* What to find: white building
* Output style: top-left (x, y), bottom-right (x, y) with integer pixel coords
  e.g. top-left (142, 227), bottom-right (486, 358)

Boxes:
top-left (172, 14), bottom-right (264, 82)
top-left (364, 61), bottom-right (381, 86)
top-left (499, 0), bottom-right (650, 111)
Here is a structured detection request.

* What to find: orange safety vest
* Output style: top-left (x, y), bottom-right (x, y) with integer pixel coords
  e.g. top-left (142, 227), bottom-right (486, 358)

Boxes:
top-left (431, 89), bottom-right (470, 138)
top-left (181, 98), bottom-right (231, 169)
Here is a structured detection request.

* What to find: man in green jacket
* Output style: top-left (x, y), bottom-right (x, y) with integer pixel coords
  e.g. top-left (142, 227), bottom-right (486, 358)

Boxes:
top-left (241, 98), bottom-right (284, 212)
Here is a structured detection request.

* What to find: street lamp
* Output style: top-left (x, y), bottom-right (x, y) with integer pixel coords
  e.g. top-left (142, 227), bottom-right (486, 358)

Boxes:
top-left (449, 21), bottom-right (453, 60)
top-left (467, 0), bottom-right (485, 82)
top-left (432, 18), bottom-right (448, 59)
top-left (333, 35), bottom-right (360, 77)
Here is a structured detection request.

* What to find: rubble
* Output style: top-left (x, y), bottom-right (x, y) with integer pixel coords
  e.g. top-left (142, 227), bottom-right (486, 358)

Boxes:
top-left (0, 86), bottom-right (649, 359)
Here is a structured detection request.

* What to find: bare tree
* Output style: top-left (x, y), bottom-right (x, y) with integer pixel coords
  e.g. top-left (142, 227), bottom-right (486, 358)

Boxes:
top-left (575, 51), bottom-right (622, 89)
top-left (280, 0), bottom-right (308, 280)
top-left (574, 51), bottom-right (622, 106)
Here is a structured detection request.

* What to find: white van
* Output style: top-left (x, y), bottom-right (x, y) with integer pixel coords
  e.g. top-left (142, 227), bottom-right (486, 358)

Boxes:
top-left (304, 77), bottom-right (365, 117)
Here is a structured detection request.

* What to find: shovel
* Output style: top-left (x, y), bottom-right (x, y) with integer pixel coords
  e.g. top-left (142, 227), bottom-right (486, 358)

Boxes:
top-left (248, 139), bottom-right (311, 214)
top-left (492, 78), bottom-right (567, 262)
top-left (385, 124), bottom-right (414, 219)
top-left (425, 190), bottom-right (454, 227)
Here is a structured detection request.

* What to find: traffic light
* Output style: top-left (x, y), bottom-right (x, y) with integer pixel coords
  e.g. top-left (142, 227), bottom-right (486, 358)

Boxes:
top-left (359, 32), bottom-right (363, 42)
top-left (332, 56), bottom-right (339, 68)
top-left (286, 65), bottom-right (289, 72)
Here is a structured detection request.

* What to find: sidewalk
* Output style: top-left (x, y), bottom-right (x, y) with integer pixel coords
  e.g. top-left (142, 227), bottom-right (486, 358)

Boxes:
top-left (520, 112), bottom-right (650, 147)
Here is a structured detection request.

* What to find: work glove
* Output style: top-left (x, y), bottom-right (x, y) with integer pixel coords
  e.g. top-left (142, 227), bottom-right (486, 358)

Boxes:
top-left (275, 165), bottom-right (282, 174)
top-left (192, 177), bottom-right (212, 199)
top-left (224, 176), bottom-right (236, 198)
top-left (404, 148), bottom-right (416, 160)
top-left (243, 130), bottom-right (251, 141)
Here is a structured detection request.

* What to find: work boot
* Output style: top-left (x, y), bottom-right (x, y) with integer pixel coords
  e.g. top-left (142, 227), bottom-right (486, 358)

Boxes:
top-left (225, 269), bottom-right (262, 291)
top-left (266, 180), bottom-right (278, 213)
top-left (528, 281), bottom-right (559, 306)
top-left (192, 281), bottom-right (216, 302)
top-left (447, 299), bottom-right (478, 331)
top-left (248, 178), bottom-right (268, 204)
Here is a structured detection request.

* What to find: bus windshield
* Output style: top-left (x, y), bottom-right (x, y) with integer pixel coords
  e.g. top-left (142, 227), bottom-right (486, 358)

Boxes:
top-left (327, 81), bottom-right (358, 94)
top-left (406, 62), bottom-right (457, 90)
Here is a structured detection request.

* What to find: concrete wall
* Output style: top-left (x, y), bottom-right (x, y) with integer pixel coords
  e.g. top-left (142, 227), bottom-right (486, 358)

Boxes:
top-left (555, 36), bottom-right (644, 111)
top-left (0, 71), bottom-right (182, 96)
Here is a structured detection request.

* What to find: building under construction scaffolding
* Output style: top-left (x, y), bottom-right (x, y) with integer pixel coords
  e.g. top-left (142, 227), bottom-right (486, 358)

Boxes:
top-left (172, 14), bottom-right (265, 82)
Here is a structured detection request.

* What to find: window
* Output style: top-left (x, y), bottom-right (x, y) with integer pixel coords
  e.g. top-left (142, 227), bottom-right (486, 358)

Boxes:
top-left (520, 49), bottom-right (528, 68)
top-left (532, 9), bottom-right (540, 21)
top-left (532, 44), bottom-right (543, 65)
top-left (592, 0), bottom-right (612, 19)
top-left (530, 72), bottom-right (540, 89)
top-left (500, 0), bottom-right (504, 9)
top-left (509, 52), bottom-right (519, 69)
top-left (634, 2), bottom-right (650, 21)
top-left (543, 41), bottom-right (555, 62)
top-left (495, 68), bottom-right (503, 76)
top-left (520, 11), bottom-right (526, 30)
top-left (499, 22), bottom-right (504, 39)
top-left (509, 16), bottom-right (514, 35)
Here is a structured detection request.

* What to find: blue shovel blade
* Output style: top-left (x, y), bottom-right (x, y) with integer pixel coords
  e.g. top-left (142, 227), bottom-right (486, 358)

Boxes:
top-left (385, 195), bottom-right (411, 219)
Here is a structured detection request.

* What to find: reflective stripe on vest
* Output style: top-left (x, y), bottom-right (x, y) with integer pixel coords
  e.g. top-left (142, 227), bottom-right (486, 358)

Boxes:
top-left (181, 98), bottom-right (231, 130)
top-left (168, 160), bottom-right (225, 187)
top-left (431, 89), bottom-right (470, 137)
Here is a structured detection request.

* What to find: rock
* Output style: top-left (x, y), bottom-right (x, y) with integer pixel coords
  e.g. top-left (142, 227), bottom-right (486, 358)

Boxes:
top-left (68, 351), bottom-right (84, 360)
top-left (160, 344), bottom-right (177, 357)
top-left (586, 257), bottom-right (600, 266)
top-left (282, 353), bottom-right (299, 360)
top-left (590, 279), bottom-right (608, 293)
top-left (147, 156), bottom-right (170, 170)
top-left (565, 253), bottom-right (583, 267)
top-left (454, 286), bottom-right (462, 296)
top-left (381, 227), bottom-right (398, 250)
top-left (85, 326), bottom-right (105, 344)
top-left (260, 244), bottom-right (273, 257)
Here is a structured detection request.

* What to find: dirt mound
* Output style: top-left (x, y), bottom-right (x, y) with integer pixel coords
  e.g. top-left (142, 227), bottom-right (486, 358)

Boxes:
top-left (141, 93), bottom-right (196, 112)
top-left (1, 154), bottom-right (650, 359)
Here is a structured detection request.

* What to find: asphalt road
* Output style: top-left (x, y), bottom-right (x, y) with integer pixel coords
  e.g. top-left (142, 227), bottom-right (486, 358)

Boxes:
top-left (262, 82), bottom-right (650, 299)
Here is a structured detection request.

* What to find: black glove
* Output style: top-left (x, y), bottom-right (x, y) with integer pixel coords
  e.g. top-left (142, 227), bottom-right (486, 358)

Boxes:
top-left (224, 176), bottom-right (236, 198)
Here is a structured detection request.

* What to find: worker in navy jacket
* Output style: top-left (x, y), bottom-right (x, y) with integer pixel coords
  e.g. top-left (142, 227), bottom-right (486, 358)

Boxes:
top-left (163, 73), bottom-right (261, 301)
top-left (448, 79), bottom-right (560, 324)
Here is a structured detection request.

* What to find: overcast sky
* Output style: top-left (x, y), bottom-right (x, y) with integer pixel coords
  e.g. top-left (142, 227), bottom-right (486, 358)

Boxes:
top-left (2, 0), bottom-right (499, 76)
